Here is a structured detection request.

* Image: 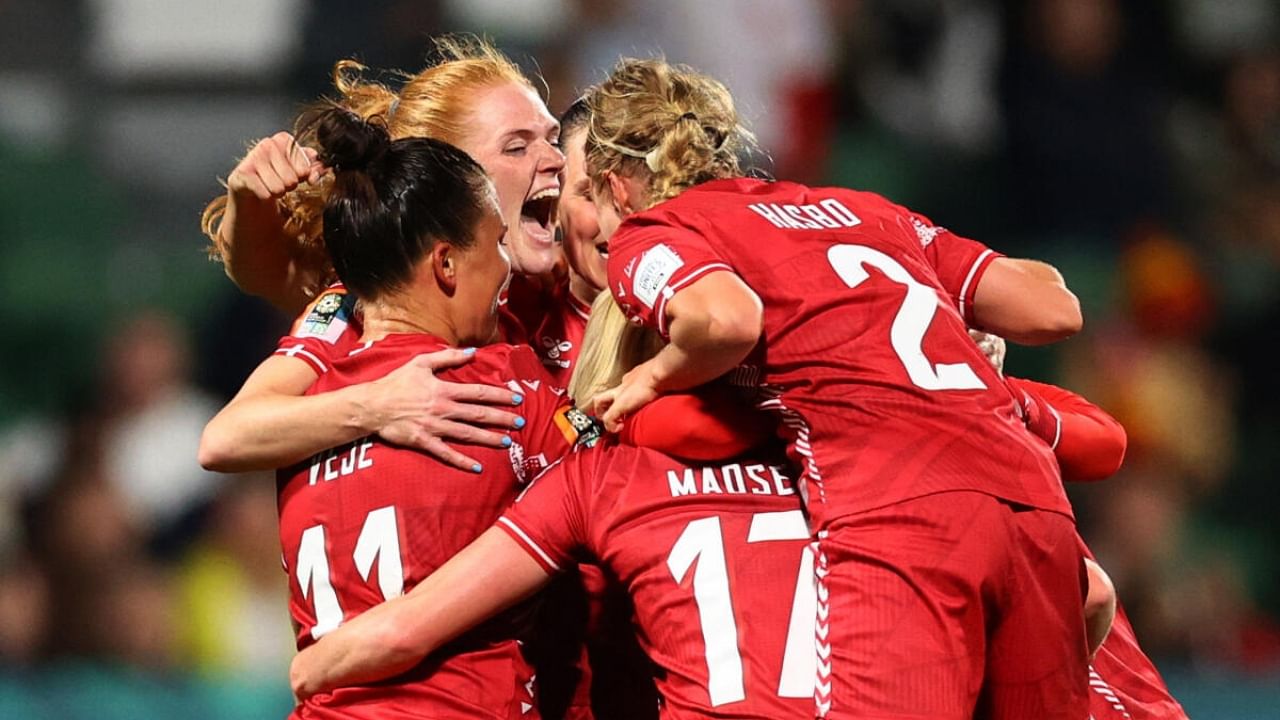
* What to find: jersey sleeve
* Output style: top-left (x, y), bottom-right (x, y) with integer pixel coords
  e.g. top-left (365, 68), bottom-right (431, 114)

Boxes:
top-left (904, 210), bottom-right (1003, 325)
top-left (1006, 377), bottom-right (1128, 482)
top-left (497, 451), bottom-right (596, 574)
top-left (621, 389), bottom-right (773, 461)
top-left (506, 346), bottom-right (579, 483)
top-left (273, 335), bottom-right (334, 375)
top-left (607, 215), bottom-right (737, 337)
top-left (273, 284), bottom-right (361, 373)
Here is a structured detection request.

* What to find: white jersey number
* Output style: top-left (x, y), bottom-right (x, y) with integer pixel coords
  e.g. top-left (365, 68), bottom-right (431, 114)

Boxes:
top-left (295, 505), bottom-right (405, 639)
top-left (667, 510), bottom-right (816, 707)
top-left (827, 244), bottom-right (985, 391)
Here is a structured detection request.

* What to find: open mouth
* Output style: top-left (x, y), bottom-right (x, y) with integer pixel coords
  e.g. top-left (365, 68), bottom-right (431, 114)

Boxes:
top-left (520, 188), bottom-right (559, 245)
top-left (595, 242), bottom-right (609, 259)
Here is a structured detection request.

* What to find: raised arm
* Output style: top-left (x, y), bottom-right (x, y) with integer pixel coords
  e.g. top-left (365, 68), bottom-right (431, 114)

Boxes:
top-left (971, 258), bottom-right (1082, 346)
top-left (199, 350), bottom-right (525, 473)
top-left (599, 272), bottom-right (761, 430)
top-left (289, 528), bottom-right (551, 699)
top-left (205, 132), bottom-right (328, 315)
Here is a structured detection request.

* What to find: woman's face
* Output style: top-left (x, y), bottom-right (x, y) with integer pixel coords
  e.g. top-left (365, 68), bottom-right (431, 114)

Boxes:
top-left (458, 82), bottom-right (564, 278)
top-left (451, 189), bottom-right (512, 346)
top-left (558, 128), bottom-right (608, 292)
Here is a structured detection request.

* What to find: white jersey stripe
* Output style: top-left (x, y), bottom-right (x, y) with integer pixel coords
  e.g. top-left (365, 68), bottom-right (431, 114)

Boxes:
top-left (958, 249), bottom-right (995, 320)
top-left (497, 517), bottom-right (561, 572)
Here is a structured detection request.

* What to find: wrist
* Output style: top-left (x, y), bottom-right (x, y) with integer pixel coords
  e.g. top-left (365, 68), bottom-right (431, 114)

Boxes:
top-left (347, 381), bottom-right (386, 436)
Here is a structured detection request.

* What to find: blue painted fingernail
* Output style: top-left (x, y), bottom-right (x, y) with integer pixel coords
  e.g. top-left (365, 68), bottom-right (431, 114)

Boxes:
top-left (502, 436), bottom-right (513, 447)
top-left (471, 463), bottom-right (483, 473)
top-left (512, 394), bottom-right (524, 405)
top-left (514, 416), bottom-right (526, 429)
top-left (463, 347), bottom-right (477, 356)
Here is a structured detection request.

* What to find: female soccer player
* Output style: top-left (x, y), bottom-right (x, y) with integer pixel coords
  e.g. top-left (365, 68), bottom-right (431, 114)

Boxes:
top-left (273, 104), bottom-right (588, 718)
top-left (583, 58), bottom-right (1088, 719)
top-left (518, 96), bottom-right (608, 387)
top-left (199, 37), bottom-right (564, 474)
top-left (976, 332), bottom-right (1189, 720)
top-left (289, 292), bottom-right (817, 720)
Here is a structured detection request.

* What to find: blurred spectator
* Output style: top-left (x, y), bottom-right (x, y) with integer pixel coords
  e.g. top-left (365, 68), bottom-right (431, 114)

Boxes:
top-left (175, 475), bottom-right (293, 679)
top-left (999, 0), bottom-right (1173, 239)
top-left (0, 556), bottom-right (50, 666)
top-left (97, 311), bottom-right (223, 548)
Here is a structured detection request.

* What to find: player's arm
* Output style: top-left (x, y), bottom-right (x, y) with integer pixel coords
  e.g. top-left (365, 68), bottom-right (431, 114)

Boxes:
top-left (599, 272), bottom-right (762, 431)
top-left (290, 528), bottom-right (551, 699)
top-left (199, 351), bottom-right (524, 473)
top-left (971, 258), bottom-right (1082, 345)
top-left (208, 132), bottom-right (327, 314)
top-left (621, 390), bottom-right (773, 461)
top-left (1006, 376), bottom-right (1127, 482)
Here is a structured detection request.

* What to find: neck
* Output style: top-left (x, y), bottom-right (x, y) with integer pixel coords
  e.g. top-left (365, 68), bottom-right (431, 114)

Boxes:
top-left (359, 288), bottom-right (459, 346)
top-left (568, 270), bottom-right (601, 307)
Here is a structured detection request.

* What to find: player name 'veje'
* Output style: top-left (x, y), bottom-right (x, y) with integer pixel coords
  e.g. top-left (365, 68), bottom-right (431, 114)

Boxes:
top-left (309, 439), bottom-right (375, 485)
top-left (668, 462), bottom-right (794, 498)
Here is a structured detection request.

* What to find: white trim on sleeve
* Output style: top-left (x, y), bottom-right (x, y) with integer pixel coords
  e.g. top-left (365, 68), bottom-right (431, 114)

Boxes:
top-left (274, 343), bottom-right (328, 373)
top-left (1047, 404), bottom-right (1063, 451)
top-left (654, 262), bottom-right (735, 337)
top-left (497, 517), bottom-right (561, 572)
top-left (958, 249), bottom-right (995, 320)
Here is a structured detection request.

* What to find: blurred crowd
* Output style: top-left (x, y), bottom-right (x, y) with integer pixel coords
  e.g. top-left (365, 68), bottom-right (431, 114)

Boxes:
top-left (0, 0), bottom-right (1277, 710)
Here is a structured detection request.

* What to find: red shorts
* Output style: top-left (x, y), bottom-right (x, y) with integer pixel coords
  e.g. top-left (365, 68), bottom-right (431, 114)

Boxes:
top-left (814, 491), bottom-right (1089, 719)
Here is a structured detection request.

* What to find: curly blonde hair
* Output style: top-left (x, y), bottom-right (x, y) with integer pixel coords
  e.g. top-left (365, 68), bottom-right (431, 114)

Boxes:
top-left (201, 35), bottom-right (533, 295)
top-left (585, 57), bottom-right (754, 208)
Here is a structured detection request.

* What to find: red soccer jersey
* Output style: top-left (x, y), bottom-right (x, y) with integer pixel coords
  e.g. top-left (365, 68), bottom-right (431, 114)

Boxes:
top-left (606, 178), bottom-right (1068, 529)
top-left (276, 280), bottom-right (552, 375)
top-left (500, 445), bottom-right (815, 719)
top-left (277, 334), bottom-right (575, 719)
top-left (505, 274), bottom-right (592, 387)
top-left (1008, 379), bottom-right (1183, 719)
top-left (273, 282), bottom-right (364, 374)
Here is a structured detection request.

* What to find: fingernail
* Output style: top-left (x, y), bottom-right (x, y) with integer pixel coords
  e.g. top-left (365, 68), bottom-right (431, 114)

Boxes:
top-left (471, 463), bottom-right (483, 474)
top-left (512, 394), bottom-right (524, 405)
top-left (501, 436), bottom-right (513, 448)
top-left (513, 416), bottom-right (526, 429)
top-left (463, 347), bottom-right (477, 356)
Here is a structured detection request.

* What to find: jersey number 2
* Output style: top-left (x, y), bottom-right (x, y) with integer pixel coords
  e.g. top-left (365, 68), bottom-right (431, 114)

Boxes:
top-left (668, 510), bottom-right (816, 707)
top-left (827, 244), bottom-right (985, 391)
top-left (296, 506), bottom-right (404, 639)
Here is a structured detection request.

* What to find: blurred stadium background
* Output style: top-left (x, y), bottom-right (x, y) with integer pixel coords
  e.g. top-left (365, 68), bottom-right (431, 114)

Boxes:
top-left (0, 0), bottom-right (1277, 717)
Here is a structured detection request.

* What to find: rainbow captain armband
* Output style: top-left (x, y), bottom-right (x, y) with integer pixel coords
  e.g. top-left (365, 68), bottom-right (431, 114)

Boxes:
top-left (553, 406), bottom-right (604, 448)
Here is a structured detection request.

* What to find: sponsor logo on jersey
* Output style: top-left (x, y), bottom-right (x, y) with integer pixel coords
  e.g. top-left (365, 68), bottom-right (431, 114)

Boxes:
top-left (540, 336), bottom-right (573, 369)
top-left (912, 217), bottom-right (943, 247)
top-left (633, 244), bottom-right (684, 308)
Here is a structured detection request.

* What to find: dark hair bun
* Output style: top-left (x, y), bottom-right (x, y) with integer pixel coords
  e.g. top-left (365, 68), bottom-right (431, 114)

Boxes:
top-left (313, 106), bottom-right (391, 172)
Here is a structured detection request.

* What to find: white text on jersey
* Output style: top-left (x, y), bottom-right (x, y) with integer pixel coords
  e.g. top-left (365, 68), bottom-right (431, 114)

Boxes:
top-left (309, 439), bottom-right (375, 485)
top-left (747, 199), bottom-right (862, 231)
top-left (667, 463), bottom-right (794, 498)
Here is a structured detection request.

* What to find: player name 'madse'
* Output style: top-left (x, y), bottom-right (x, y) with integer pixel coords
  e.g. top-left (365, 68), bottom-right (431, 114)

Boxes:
top-left (667, 462), bottom-right (794, 498)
